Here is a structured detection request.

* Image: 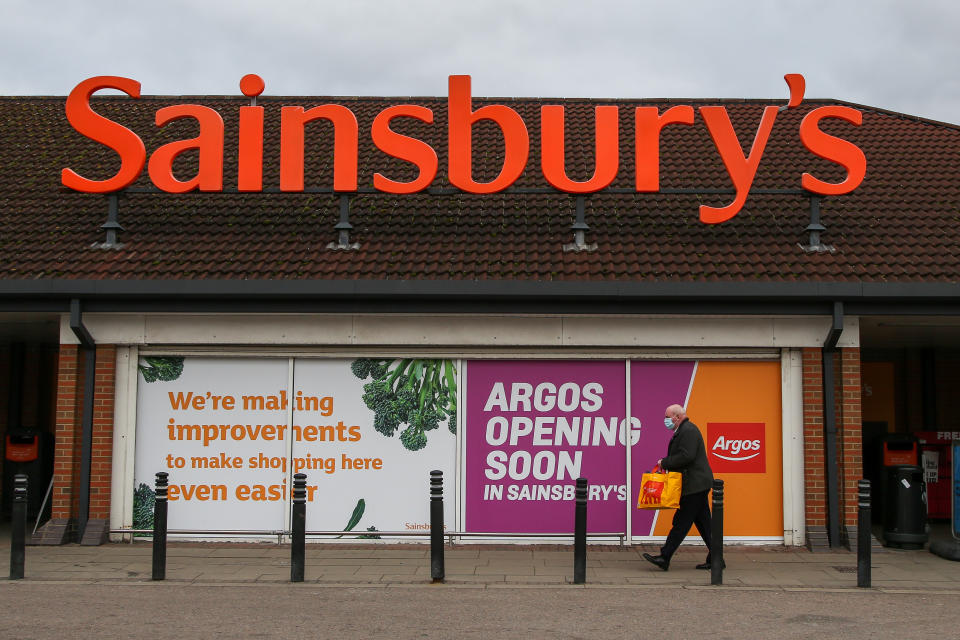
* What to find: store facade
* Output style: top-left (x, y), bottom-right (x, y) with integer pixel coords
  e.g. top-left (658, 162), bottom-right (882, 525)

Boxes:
top-left (1, 73), bottom-right (958, 550)
top-left (75, 312), bottom-right (840, 545)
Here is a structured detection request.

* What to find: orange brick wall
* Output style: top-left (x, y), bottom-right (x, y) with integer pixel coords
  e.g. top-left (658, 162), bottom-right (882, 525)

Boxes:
top-left (840, 348), bottom-right (863, 527)
top-left (802, 347), bottom-right (825, 528)
top-left (91, 345), bottom-right (116, 519)
top-left (53, 345), bottom-right (80, 520)
top-left (802, 346), bottom-right (864, 536)
top-left (52, 344), bottom-right (117, 522)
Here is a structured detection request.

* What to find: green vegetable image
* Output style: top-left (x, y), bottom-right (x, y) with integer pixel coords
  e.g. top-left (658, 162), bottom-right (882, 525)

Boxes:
top-left (337, 499), bottom-right (379, 538)
top-left (132, 482), bottom-right (155, 534)
top-left (351, 358), bottom-right (457, 450)
top-left (358, 526), bottom-right (382, 540)
top-left (138, 356), bottom-right (185, 383)
top-left (344, 498), bottom-right (365, 532)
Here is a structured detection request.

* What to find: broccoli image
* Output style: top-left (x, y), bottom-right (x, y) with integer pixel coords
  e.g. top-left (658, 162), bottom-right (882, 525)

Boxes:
top-left (399, 425), bottom-right (428, 451)
top-left (132, 482), bottom-right (155, 534)
top-left (138, 356), bottom-right (185, 383)
top-left (351, 358), bottom-right (457, 451)
top-left (358, 526), bottom-right (382, 540)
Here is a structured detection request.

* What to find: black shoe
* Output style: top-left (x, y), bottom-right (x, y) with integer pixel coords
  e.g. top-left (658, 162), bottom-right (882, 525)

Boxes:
top-left (643, 553), bottom-right (669, 571)
top-left (696, 560), bottom-right (726, 570)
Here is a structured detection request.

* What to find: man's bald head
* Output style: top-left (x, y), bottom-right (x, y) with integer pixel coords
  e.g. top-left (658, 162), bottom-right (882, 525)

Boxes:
top-left (664, 404), bottom-right (687, 430)
top-left (665, 405), bottom-right (686, 420)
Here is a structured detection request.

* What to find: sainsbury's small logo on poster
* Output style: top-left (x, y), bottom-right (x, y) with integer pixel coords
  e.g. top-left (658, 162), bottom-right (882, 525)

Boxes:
top-left (707, 423), bottom-right (765, 473)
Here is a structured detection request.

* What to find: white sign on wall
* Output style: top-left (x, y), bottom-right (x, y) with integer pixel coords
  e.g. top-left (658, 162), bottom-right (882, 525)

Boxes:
top-left (293, 359), bottom-right (456, 536)
top-left (133, 356), bottom-right (457, 536)
top-left (134, 357), bottom-right (289, 531)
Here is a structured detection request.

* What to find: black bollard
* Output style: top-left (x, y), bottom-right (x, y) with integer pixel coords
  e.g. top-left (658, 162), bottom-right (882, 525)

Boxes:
top-left (711, 479), bottom-right (724, 586)
top-left (291, 473), bottom-right (307, 582)
top-left (9, 474), bottom-right (27, 580)
top-left (857, 479), bottom-right (871, 588)
top-left (152, 472), bottom-right (168, 581)
top-left (430, 470), bottom-right (444, 582)
top-left (573, 477), bottom-right (587, 584)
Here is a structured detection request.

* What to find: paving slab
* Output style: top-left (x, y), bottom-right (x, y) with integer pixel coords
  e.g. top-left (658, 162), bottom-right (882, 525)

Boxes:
top-left (355, 564), bottom-right (418, 575)
top-left (446, 574), bottom-right (506, 583)
top-left (475, 564), bottom-right (533, 575)
top-left (4, 540), bottom-right (960, 592)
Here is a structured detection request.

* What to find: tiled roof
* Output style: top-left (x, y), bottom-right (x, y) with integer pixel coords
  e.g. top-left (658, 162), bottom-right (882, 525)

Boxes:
top-left (0, 94), bottom-right (958, 284)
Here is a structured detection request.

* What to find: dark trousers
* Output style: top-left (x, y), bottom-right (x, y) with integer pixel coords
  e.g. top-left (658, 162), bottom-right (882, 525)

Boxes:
top-left (660, 489), bottom-right (712, 562)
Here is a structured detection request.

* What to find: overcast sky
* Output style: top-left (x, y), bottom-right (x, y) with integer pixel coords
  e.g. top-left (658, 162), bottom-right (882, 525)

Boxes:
top-left (2, 0), bottom-right (958, 123)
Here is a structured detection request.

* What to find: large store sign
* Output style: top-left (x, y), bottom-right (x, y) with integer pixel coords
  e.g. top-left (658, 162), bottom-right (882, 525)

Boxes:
top-left (62, 74), bottom-right (866, 223)
top-left (134, 356), bottom-right (783, 539)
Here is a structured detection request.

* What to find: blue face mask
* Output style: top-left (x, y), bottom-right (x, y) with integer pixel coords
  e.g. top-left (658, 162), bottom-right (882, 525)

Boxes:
top-left (664, 417), bottom-right (674, 429)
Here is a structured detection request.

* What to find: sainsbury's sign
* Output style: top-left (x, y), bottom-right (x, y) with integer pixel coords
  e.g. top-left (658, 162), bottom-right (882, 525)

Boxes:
top-left (61, 74), bottom-right (866, 224)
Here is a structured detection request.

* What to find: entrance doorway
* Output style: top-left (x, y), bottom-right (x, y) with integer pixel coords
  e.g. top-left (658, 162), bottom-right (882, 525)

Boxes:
top-left (0, 313), bottom-right (60, 526)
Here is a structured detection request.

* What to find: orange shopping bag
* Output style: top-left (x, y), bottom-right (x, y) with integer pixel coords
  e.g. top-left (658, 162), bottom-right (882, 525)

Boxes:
top-left (636, 465), bottom-right (682, 510)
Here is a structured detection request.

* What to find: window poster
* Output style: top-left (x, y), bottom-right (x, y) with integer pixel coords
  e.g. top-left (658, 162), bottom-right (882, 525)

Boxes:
top-left (133, 356), bottom-right (783, 540)
top-left (134, 357), bottom-right (457, 536)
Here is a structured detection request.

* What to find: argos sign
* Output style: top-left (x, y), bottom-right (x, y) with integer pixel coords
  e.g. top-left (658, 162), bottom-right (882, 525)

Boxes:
top-left (60, 74), bottom-right (867, 225)
top-left (707, 423), bottom-right (766, 473)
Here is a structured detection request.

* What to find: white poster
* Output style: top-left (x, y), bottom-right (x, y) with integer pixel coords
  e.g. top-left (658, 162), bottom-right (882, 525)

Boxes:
top-left (293, 359), bottom-right (457, 537)
top-left (134, 357), bottom-right (289, 532)
top-left (133, 356), bottom-right (458, 537)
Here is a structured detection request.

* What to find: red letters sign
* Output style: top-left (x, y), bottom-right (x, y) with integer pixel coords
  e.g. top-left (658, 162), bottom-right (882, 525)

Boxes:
top-left (61, 74), bottom-right (868, 225)
top-left (707, 423), bottom-right (766, 473)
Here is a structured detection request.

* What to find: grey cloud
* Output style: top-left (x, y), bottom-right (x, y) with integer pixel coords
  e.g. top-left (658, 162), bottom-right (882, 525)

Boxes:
top-left (0, 0), bottom-right (957, 123)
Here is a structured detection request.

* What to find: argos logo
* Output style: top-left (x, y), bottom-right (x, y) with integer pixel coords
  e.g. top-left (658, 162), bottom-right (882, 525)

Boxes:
top-left (707, 423), bottom-right (765, 473)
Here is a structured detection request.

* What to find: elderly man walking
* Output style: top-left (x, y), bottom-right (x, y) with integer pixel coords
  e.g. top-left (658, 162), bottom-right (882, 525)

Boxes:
top-left (642, 404), bottom-right (720, 571)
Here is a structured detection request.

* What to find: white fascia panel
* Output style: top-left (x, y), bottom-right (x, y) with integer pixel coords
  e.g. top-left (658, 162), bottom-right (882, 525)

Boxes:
top-left (60, 314), bottom-right (146, 345)
top-left (143, 314), bottom-right (355, 344)
top-left (352, 315), bottom-right (564, 346)
top-left (59, 313), bottom-right (859, 349)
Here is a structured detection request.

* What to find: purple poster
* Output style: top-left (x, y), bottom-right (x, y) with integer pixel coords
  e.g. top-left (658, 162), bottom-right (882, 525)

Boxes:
top-left (465, 360), bottom-right (630, 533)
top-left (629, 361), bottom-right (697, 536)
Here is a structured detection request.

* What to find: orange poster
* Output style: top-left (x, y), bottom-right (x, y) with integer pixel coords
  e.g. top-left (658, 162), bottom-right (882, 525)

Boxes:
top-left (650, 361), bottom-right (783, 538)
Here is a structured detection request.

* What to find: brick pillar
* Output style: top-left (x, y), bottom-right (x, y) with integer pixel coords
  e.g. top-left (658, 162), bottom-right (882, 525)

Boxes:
top-left (36, 344), bottom-right (117, 545)
top-left (89, 345), bottom-right (116, 521)
top-left (35, 344), bottom-right (82, 544)
top-left (54, 345), bottom-right (81, 520)
top-left (802, 347), bottom-right (826, 549)
top-left (840, 348), bottom-right (864, 543)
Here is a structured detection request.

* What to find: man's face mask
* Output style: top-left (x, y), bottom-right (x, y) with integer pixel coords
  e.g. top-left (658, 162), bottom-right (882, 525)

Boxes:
top-left (664, 417), bottom-right (675, 430)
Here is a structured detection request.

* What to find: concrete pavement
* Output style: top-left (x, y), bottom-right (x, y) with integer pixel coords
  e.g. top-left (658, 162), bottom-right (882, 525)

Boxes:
top-left (4, 581), bottom-right (959, 640)
top-left (3, 539), bottom-right (960, 593)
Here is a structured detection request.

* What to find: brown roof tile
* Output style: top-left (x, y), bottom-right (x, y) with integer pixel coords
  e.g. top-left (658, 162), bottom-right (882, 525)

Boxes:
top-left (0, 95), bottom-right (958, 284)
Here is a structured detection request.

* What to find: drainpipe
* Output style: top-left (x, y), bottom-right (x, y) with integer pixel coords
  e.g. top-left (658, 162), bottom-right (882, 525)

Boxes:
top-left (822, 301), bottom-right (844, 549)
top-left (69, 299), bottom-right (96, 542)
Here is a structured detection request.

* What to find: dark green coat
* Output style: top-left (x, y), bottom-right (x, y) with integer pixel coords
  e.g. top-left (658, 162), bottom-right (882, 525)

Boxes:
top-left (660, 418), bottom-right (714, 495)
